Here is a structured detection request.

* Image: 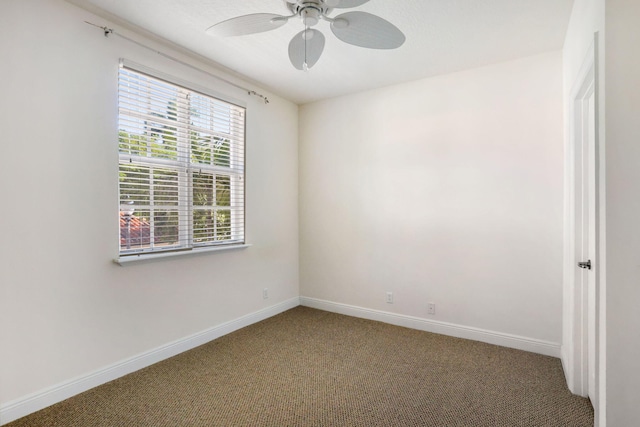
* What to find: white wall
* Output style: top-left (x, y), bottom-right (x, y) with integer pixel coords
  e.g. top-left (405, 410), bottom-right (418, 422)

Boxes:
top-left (299, 52), bottom-right (564, 347)
top-left (603, 1), bottom-right (640, 424)
top-left (0, 0), bottom-right (298, 411)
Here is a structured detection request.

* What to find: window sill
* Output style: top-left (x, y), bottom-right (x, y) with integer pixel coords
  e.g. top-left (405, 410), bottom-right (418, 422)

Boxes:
top-left (114, 244), bottom-right (251, 266)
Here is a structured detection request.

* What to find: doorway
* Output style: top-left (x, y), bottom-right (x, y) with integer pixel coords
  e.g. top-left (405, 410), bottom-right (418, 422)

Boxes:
top-left (566, 37), bottom-right (600, 420)
top-left (574, 68), bottom-right (596, 402)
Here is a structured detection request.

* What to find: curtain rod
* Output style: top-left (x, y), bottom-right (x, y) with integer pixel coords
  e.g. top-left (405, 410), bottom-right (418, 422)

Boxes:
top-left (85, 21), bottom-right (270, 104)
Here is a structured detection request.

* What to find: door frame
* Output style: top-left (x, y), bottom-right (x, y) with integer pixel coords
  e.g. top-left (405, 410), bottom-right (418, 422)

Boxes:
top-left (562, 33), bottom-right (605, 424)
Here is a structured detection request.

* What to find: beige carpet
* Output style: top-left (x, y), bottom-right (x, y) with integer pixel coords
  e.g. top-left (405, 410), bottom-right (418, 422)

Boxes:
top-left (7, 307), bottom-right (593, 426)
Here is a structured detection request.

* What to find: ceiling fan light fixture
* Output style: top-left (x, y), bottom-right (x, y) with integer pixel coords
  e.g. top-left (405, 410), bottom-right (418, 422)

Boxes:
top-left (301, 8), bottom-right (321, 27)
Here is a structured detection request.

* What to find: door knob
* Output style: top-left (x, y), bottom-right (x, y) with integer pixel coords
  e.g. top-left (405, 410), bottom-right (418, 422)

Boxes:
top-left (578, 260), bottom-right (592, 270)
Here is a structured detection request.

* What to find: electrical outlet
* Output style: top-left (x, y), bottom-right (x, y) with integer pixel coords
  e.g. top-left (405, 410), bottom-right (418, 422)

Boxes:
top-left (263, 288), bottom-right (269, 300)
top-left (427, 302), bottom-right (436, 315)
top-left (386, 292), bottom-right (393, 304)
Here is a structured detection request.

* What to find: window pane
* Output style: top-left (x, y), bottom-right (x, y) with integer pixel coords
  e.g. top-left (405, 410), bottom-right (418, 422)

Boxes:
top-left (193, 208), bottom-right (232, 243)
top-left (213, 138), bottom-right (231, 168)
top-left (193, 208), bottom-right (215, 243)
top-left (119, 71), bottom-right (181, 161)
top-left (147, 121), bottom-right (178, 161)
top-left (119, 164), bottom-right (151, 205)
top-left (153, 169), bottom-right (179, 206)
top-left (190, 94), bottom-right (232, 134)
top-left (191, 133), bottom-right (212, 165)
top-left (189, 95), bottom-right (212, 130)
top-left (193, 173), bottom-right (231, 208)
top-left (119, 131), bottom-right (149, 156)
top-left (193, 172), bottom-right (214, 207)
top-left (119, 165), bottom-right (179, 207)
top-left (216, 175), bottom-right (231, 207)
top-left (120, 210), bottom-right (151, 251)
top-left (190, 134), bottom-right (231, 168)
top-left (217, 209), bottom-right (231, 240)
top-left (153, 210), bottom-right (179, 247)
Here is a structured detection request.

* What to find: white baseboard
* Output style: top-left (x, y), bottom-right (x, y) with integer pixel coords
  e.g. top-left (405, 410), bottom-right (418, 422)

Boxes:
top-left (300, 297), bottom-right (561, 358)
top-left (0, 297), bottom-right (299, 426)
top-left (2, 296), bottom-right (562, 425)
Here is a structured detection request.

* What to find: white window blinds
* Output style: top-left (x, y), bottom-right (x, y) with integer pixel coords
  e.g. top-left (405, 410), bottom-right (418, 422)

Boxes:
top-left (117, 63), bottom-right (245, 256)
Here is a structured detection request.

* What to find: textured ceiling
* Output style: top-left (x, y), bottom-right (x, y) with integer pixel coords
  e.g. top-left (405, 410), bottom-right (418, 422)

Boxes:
top-left (66, 0), bottom-right (575, 104)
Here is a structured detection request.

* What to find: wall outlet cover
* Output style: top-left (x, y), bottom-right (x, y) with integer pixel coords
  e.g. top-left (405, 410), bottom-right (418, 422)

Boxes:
top-left (427, 303), bottom-right (436, 315)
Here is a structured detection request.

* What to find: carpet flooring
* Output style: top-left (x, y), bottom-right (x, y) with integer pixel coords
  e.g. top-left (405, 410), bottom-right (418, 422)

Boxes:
top-left (6, 306), bottom-right (593, 426)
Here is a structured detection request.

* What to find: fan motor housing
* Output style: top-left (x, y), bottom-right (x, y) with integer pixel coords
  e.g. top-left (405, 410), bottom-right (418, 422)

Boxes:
top-left (286, 0), bottom-right (332, 18)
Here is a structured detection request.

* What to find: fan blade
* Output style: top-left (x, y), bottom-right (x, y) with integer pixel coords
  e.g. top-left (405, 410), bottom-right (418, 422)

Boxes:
top-left (206, 13), bottom-right (288, 37)
top-left (330, 12), bottom-right (405, 49)
top-left (326, 0), bottom-right (370, 8)
top-left (288, 29), bottom-right (326, 70)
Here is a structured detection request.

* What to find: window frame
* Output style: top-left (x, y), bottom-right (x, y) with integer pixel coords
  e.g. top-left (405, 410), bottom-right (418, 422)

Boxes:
top-left (116, 60), bottom-right (247, 263)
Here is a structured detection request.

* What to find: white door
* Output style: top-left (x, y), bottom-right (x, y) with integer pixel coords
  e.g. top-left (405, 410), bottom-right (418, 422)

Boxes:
top-left (574, 67), bottom-right (597, 405)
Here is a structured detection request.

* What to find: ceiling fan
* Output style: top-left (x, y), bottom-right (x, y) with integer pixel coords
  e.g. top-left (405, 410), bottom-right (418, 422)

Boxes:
top-left (206, 0), bottom-right (406, 71)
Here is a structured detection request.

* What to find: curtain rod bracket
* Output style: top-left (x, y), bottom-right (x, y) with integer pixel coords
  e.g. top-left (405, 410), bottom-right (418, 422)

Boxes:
top-left (248, 90), bottom-right (270, 104)
top-left (84, 21), bottom-right (113, 37)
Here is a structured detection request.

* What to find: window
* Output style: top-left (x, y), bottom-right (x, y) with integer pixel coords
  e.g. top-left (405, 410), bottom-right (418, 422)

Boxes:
top-left (117, 63), bottom-right (245, 257)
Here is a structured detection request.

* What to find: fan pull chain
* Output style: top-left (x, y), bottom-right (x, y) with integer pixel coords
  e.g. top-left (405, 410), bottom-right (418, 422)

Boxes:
top-left (303, 25), bottom-right (309, 72)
